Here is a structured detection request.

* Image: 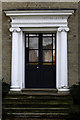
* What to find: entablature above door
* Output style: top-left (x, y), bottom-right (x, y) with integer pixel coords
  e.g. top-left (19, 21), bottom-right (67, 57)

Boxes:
top-left (4, 10), bottom-right (74, 28)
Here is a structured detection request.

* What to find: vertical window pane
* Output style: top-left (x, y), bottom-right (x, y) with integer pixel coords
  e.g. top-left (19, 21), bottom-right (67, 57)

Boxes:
top-left (53, 38), bottom-right (55, 49)
top-left (53, 50), bottom-right (55, 63)
top-left (26, 37), bottom-right (28, 48)
top-left (29, 37), bottom-right (38, 49)
top-left (29, 50), bottom-right (38, 62)
top-left (43, 50), bottom-right (52, 62)
top-left (43, 37), bottom-right (52, 49)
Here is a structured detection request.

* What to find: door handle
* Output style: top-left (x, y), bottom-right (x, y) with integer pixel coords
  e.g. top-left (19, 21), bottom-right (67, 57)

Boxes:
top-left (37, 66), bottom-right (39, 69)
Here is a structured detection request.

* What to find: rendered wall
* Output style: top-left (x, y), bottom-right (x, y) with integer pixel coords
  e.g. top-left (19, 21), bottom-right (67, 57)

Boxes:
top-left (78, 2), bottom-right (80, 84)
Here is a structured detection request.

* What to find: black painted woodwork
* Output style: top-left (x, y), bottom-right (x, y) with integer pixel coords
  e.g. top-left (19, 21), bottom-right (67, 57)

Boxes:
top-left (25, 33), bottom-right (56, 88)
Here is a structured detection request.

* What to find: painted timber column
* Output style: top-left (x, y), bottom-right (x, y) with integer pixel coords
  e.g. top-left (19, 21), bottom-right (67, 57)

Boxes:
top-left (9, 27), bottom-right (21, 91)
top-left (58, 27), bottom-right (69, 92)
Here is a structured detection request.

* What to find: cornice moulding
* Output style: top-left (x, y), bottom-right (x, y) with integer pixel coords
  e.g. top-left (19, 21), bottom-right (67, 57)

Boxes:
top-left (4, 10), bottom-right (74, 16)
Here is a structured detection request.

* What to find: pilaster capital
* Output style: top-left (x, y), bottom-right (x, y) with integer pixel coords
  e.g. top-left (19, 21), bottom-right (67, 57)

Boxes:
top-left (58, 27), bottom-right (69, 32)
top-left (9, 27), bottom-right (21, 33)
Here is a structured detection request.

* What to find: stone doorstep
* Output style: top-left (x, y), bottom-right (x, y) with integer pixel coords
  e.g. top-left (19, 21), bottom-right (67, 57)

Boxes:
top-left (8, 89), bottom-right (70, 96)
top-left (21, 89), bottom-right (58, 93)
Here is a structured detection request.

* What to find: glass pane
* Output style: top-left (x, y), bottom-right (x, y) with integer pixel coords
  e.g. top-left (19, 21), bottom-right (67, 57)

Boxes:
top-left (53, 38), bottom-right (55, 49)
top-left (29, 37), bottom-right (38, 49)
top-left (43, 50), bottom-right (52, 62)
top-left (29, 50), bottom-right (38, 62)
top-left (42, 34), bottom-right (52, 36)
top-left (43, 37), bottom-right (52, 49)
top-left (53, 50), bottom-right (55, 63)
top-left (29, 34), bottom-right (39, 36)
top-left (26, 37), bottom-right (28, 48)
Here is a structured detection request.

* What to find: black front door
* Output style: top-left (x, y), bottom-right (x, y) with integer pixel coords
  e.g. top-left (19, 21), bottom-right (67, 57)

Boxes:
top-left (25, 33), bottom-right (56, 88)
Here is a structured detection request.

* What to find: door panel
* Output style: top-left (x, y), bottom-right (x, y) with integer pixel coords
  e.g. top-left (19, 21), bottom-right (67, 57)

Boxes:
top-left (42, 70), bottom-right (55, 88)
top-left (26, 70), bottom-right (40, 88)
top-left (25, 33), bottom-right (56, 88)
top-left (41, 66), bottom-right (56, 88)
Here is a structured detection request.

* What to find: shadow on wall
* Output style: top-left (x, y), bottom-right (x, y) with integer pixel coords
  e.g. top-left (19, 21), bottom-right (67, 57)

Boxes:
top-left (68, 83), bottom-right (80, 120)
top-left (2, 78), bottom-right (10, 98)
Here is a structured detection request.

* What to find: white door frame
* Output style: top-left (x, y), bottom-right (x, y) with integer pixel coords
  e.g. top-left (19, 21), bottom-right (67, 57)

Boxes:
top-left (4, 10), bottom-right (74, 91)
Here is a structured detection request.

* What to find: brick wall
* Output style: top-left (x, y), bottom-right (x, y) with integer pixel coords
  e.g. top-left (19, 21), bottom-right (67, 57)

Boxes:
top-left (2, 2), bottom-right (79, 87)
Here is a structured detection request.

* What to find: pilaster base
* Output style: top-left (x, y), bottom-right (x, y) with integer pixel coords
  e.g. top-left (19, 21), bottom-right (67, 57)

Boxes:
top-left (58, 88), bottom-right (69, 92)
top-left (10, 86), bottom-right (21, 91)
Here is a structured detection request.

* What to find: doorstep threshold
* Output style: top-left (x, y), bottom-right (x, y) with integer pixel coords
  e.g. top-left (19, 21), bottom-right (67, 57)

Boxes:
top-left (22, 88), bottom-right (58, 92)
top-left (21, 88), bottom-right (58, 95)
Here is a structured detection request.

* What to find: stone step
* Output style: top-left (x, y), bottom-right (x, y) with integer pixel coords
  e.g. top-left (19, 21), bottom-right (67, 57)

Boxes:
top-left (3, 112), bottom-right (68, 118)
top-left (3, 104), bottom-right (72, 109)
top-left (3, 100), bottom-right (72, 105)
top-left (5, 92), bottom-right (70, 96)
top-left (3, 94), bottom-right (72, 101)
top-left (2, 118), bottom-right (66, 120)
top-left (3, 107), bottom-right (69, 113)
top-left (3, 96), bottom-right (72, 101)
top-left (3, 98), bottom-right (73, 103)
top-left (2, 92), bottom-right (73, 120)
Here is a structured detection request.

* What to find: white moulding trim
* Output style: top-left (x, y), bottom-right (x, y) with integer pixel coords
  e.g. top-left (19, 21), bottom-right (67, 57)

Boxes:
top-left (4, 10), bottom-right (74, 16)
